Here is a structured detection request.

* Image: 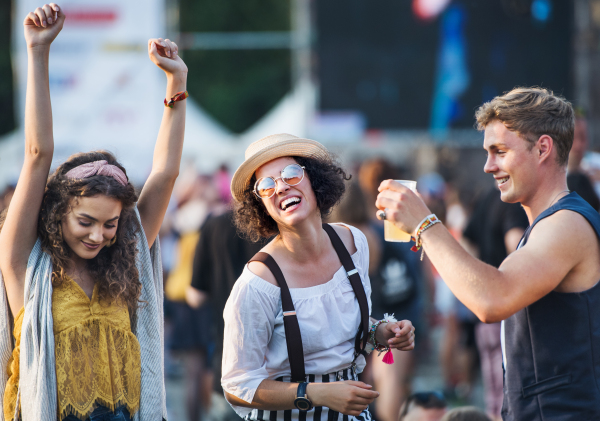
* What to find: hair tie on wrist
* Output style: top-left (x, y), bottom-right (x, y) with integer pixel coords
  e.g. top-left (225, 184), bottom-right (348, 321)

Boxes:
top-left (164, 90), bottom-right (188, 108)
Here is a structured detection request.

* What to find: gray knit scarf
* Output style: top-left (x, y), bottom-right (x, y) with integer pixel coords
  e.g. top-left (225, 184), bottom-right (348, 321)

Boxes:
top-left (0, 208), bottom-right (167, 421)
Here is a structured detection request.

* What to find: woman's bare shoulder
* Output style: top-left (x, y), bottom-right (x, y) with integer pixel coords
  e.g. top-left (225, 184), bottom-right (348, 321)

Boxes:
top-left (247, 260), bottom-right (278, 286)
top-left (329, 223), bottom-right (358, 255)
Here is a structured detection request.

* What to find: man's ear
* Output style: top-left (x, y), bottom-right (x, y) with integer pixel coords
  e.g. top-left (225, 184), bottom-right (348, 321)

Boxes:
top-left (536, 134), bottom-right (554, 164)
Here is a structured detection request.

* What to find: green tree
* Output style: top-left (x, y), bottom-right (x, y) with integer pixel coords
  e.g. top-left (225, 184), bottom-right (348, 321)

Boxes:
top-left (179, 0), bottom-right (291, 133)
top-left (0, 0), bottom-right (15, 137)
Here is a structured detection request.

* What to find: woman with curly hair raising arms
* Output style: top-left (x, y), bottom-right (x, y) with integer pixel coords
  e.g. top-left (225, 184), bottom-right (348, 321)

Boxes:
top-left (0, 4), bottom-right (188, 421)
top-left (222, 134), bottom-right (416, 421)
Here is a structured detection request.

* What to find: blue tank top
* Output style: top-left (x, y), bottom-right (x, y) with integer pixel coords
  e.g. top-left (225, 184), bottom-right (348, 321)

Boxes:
top-left (502, 192), bottom-right (600, 420)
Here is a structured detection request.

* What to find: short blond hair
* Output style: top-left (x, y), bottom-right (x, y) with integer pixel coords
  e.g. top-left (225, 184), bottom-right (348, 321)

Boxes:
top-left (475, 87), bottom-right (574, 166)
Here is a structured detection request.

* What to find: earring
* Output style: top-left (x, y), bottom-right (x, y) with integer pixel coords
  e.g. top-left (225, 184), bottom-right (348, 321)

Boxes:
top-left (106, 236), bottom-right (117, 248)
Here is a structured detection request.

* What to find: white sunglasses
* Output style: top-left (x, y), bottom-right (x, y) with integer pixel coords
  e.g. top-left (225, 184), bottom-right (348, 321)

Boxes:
top-left (253, 164), bottom-right (305, 199)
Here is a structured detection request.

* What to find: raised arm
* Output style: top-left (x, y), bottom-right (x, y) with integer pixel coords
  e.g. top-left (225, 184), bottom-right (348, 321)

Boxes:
top-left (0, 3), bottom-right (64, 316)
top-left (376, 180), bottom-right (596, 323)
top-left (137, 39), bottom-right (187, 247)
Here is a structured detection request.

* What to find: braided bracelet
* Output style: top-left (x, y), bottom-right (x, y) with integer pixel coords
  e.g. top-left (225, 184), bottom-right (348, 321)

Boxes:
top-left (367, 313), bottom-right (398, 364)
top-left (164, 90), bottom-right (189, 108)
top-left (410, 214), bottom-right (441, 261)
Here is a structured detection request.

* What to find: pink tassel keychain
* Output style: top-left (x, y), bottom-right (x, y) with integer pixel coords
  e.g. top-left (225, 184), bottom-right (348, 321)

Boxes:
top-left (369, 313), bottom-right (399, 365)
top-left (382, 348), bottom-right (394, 364)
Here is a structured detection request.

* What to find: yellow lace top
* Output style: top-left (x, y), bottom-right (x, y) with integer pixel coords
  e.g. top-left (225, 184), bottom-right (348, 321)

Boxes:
top-left (3, 307), bottom-right (23, 421)
top-left (3, 277), bottom-right (141, 421)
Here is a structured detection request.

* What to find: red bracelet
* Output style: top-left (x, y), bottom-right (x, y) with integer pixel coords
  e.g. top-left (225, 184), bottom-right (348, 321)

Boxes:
top-left (164, 90), bottom-right (189, 108)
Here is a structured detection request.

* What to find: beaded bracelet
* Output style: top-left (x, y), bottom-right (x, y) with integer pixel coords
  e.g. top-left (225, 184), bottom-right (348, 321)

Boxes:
top-left (410, 214), bottom-right (441, 261)
top-left (164, 90), bottom-right (189, 108)
top-left (367, 313), bottom-right (397, 364)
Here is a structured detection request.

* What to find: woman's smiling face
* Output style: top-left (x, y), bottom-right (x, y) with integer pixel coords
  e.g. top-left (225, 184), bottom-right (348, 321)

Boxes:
top-left (254, 157), bottom-right (319, 228)
top-left (60, 195), bottom-right (122, 260)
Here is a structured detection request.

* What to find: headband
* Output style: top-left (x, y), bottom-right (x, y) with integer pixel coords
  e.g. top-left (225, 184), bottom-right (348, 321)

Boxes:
top-left (65, 160), bottom-right (128, 186)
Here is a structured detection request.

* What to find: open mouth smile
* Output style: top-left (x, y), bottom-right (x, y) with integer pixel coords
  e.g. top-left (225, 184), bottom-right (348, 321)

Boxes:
top-left (496, 176), bottom-right (509, 186)
top-left (280, 196), bottom-right (301, 211)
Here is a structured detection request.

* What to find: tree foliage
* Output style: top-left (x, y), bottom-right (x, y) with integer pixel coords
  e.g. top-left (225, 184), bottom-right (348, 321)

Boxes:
top-left (0, 0), bottom-right (15, 137)
top-left (179, 0), bottom-right (291, 133)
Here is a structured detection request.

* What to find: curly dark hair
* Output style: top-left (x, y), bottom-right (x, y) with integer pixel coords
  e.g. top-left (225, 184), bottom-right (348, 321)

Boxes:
top-left (234, 155), bottom-right (351, 242)
top-left (0, 150), bottom-right (142, 313)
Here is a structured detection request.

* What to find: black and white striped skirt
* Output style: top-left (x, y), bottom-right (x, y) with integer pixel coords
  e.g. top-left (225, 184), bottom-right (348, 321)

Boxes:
top-left (243, 366), bottom-right (373, 421)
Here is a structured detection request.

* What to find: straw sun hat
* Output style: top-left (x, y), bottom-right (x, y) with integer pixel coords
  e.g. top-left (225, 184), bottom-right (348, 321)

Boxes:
top-left (230, 133), bottom-right (331, 203)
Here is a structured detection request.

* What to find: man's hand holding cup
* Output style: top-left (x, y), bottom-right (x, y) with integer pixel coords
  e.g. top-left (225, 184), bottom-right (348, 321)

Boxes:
top-left (375, 179), bottom-right (432, 239)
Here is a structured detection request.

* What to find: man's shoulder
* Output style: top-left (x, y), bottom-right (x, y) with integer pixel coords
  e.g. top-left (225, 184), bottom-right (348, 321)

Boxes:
top-left (531, 209), bottom-right (596, 244)
top-left (526, 209), bottom-right (599, 287)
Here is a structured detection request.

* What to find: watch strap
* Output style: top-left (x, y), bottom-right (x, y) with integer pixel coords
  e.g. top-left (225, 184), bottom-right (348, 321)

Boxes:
top-left (296, 382), bottom-right (308, 399)
top-left (294, 382), bottom-right (312, 411)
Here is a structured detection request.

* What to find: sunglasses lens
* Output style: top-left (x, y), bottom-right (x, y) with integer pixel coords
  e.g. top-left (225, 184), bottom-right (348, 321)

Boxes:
top-left (282, 165), bottom-right (304, 186)
top-left (256, 178), bottom-right (276, 198)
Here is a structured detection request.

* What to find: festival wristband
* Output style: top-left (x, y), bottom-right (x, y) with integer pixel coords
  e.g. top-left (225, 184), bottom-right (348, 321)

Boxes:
top-left (410, 214), bottom-right (441, 260)
top-left (164, 90), bottom-right (189, 108)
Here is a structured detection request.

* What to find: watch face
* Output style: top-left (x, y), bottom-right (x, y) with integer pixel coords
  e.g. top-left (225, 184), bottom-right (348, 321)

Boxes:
top-left (294, 398), bottom-right (312, 411)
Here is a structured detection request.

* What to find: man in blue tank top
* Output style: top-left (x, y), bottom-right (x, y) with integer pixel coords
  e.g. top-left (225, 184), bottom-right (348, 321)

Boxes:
top-left (376, 87), bottom-right (600, 420)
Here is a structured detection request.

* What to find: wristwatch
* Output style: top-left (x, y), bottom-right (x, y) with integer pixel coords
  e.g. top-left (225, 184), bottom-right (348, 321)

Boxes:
top-left (294, 382), bottom-right (313, 411)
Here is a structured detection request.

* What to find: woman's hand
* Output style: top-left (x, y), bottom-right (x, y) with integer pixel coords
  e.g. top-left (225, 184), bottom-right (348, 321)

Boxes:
top-left (376, 319), bottom-right (415, 351)
top-left (148, 38), bottom-right (188, 79)
top-left (24, 3), bottom-right (64, 49)
top-left (307, 381), bottom-right (379, 416)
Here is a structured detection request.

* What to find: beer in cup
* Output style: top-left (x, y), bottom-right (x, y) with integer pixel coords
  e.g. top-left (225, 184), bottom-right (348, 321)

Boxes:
top-left (384, 180), bottom-right (417, 242)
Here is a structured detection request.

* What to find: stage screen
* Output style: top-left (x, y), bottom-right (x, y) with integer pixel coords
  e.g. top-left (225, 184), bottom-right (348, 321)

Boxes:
top-left (316, 0), bottom-right (573, 131)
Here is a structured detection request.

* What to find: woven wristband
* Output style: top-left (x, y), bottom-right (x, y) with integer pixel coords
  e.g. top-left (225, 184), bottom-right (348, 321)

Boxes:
top-left (410, 214), bottom-right (440, 260)
top-left (164, 90), bottom-right (189, 108)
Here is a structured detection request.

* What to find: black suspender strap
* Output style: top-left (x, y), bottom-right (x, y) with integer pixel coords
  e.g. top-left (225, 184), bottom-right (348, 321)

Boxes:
top-left (249, 252), bottom-right (307, 382)
top-left (248, 224), bottom-right (369, 382)
top-left (321, 224), bottom-right (370, 355)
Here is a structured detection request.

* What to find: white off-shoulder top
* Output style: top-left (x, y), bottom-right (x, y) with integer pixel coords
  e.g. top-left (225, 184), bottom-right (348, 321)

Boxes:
top-left (221, 224), bottom-right (372, 417)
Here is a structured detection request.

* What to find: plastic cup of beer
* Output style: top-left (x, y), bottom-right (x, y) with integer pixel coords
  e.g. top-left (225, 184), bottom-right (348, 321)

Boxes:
top-left (384, 180), bottom-right (417, 242)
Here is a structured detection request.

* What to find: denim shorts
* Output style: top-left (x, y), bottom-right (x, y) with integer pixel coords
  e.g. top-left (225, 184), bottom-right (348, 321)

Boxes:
top-left (61, 406), bottom-right (132, 421)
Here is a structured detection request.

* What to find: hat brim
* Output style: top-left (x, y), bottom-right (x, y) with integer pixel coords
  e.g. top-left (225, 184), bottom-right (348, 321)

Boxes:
top-left (231, 138), bottom-right (331, 203)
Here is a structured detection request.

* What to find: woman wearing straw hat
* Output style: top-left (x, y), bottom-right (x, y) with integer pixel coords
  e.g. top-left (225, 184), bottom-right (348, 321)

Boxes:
top-left (222, 134), bottom-right (416, 421)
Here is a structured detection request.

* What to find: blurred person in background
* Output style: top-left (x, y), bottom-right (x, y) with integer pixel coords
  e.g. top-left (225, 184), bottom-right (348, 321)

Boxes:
top-left (0, 4), bottom-right (188, 420)
top-left (398, 391), bottom-right (447, 421)
top-left (566, 112), bottom-right (600, 211)
top-left (440, 407), bottom-right (491, 421)
top-left (359, 159), bottom-right (400, 224)
top-left (357, 160), bottom-right (423, 421)
top-left (462, 185), bottom-right (528, 421)
top-left (163, 171), bottom-right (224, 421)
top-left (418, 175), bottom-right (478, 403)
top-left (186, 210), bottom-right (265, 421)
top-left (215, 164), bottom-right (233, 205)
top-left (222, 134), bottom-right (415, 421)
top-left (377, 87), bottom-right (600, 420)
